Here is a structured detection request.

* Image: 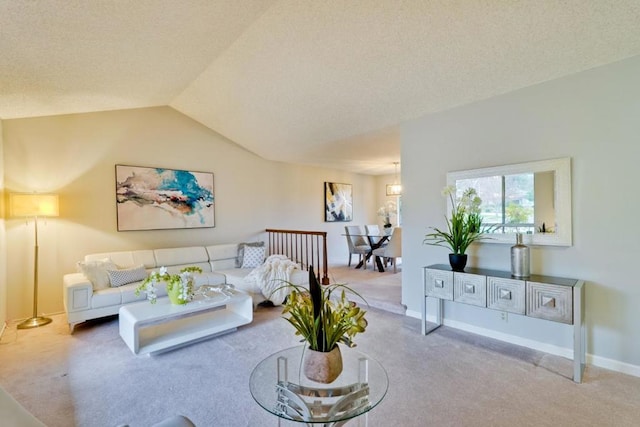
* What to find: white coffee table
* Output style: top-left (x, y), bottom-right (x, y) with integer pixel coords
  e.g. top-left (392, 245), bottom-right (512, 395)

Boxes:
top-left (119, 288), bottom-right (253, 355)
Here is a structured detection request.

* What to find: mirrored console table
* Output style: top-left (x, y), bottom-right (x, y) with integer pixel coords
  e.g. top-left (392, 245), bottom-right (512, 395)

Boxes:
top-left (422, 264), bottom-right (585, 383)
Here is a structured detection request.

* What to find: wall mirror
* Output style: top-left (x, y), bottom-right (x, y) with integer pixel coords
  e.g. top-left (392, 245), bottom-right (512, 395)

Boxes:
top-left (447, 157), bottom-right (572, 246)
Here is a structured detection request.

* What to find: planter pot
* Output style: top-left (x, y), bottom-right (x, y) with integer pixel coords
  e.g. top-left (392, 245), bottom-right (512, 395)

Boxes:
top-left (167, 286), bottom-right (188, 305)
top-left (449, 254), bottom-right (468, 272)
top-left (303, 345), bottom-right (343, 383)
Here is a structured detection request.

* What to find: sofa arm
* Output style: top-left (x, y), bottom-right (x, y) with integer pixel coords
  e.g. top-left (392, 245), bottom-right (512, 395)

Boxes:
top-left (63, 273), bottom-right (93, 314)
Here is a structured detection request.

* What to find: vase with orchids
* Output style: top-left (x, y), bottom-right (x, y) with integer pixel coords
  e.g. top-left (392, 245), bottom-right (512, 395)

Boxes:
top-left (423, 185), bottom-right (486, 271)
top-left (377, 200), bottom-right (398, 230)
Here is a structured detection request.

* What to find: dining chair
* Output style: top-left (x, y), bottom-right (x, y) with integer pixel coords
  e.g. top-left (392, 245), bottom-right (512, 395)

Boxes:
top-left (365, 224), bottom-right (388, 247)
top-left (344, 226), bottom-right (371, 267)
top-left (372, 227), bottom-right (402, 273)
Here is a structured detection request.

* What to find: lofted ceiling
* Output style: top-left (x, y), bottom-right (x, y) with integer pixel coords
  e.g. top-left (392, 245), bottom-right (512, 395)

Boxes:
top-left (2, 1), bottom-right (640, 175)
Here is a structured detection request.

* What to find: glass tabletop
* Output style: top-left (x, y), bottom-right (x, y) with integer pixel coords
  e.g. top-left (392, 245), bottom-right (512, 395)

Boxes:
top-left (249, 345), bottom-right (388, 425)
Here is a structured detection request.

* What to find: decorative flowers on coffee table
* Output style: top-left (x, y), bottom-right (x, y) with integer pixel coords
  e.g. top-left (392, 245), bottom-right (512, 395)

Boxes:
top-left (135, 266), bottom-right (202, 304)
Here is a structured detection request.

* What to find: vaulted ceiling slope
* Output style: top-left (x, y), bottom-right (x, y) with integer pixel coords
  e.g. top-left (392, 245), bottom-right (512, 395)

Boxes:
top-left (2, 1), bottom-right (640, 174)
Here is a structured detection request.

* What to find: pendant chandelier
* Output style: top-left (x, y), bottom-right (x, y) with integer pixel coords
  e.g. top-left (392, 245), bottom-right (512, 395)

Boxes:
top-left (386, 162), bottom-right (402, 196)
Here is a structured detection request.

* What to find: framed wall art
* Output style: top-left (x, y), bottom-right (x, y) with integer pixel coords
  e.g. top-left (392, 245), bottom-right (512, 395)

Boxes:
top-left (324, 182), bottom-right (352, 222)
top-left (115, 165), bottom-right (215, 231)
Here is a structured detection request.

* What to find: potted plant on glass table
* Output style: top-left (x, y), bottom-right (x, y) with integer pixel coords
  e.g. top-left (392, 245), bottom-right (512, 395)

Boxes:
top-left (275, 266), bottom-right (368, 383)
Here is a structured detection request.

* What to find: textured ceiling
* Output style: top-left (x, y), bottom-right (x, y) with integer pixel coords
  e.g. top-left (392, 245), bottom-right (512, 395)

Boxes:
top-left (2, 1), bottom-right (640, 175)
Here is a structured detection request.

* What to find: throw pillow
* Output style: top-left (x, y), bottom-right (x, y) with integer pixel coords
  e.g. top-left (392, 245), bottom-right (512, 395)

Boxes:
top-left (236, 241), bottom-right (265, 267)
top-left (77, 258), bottom-right (117, 290)
top-left (241, 245), bottom-right (266, 268)
top-left (107, 265), bottom-right (148, 288)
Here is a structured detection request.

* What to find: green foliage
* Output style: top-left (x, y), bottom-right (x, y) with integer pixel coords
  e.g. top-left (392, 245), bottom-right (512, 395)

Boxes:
top-left (505, 203), bottom-right (532, 224)
top-left (423, 186), bottom-right (488, 255)
top-left (135, 266), bottom-right (203, 304)
top-left (275, 282), bottom-right (368, 352)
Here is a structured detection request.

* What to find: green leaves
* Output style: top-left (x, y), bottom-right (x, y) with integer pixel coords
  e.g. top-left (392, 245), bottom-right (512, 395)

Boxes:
top-left (134, 266), bottom-right (203, 304)
top-left (276, 281), bottom-right (368, 352)
top-left (424, 187), bottom-right (486, 255)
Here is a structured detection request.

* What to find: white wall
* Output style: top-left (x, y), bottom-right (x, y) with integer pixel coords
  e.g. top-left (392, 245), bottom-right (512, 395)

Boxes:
top-left (401, 55), bottom-right (640, 372)
top-left (2, 107), bottom-right (378, 320)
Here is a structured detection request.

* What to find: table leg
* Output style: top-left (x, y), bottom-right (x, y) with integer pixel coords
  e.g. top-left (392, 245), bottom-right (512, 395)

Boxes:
top-left (573, 281), bottom-right (585, 383)
top-left (374, 256), bottom-right (384, 272)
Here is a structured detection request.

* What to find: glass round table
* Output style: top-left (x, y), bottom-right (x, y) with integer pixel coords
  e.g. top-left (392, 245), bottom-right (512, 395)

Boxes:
top-left (250, 345), bottom-right (388, 426)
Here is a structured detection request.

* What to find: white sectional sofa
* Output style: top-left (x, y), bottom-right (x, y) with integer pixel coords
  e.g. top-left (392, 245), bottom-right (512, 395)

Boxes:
top-left (63, 243), bottom-right (306, 332)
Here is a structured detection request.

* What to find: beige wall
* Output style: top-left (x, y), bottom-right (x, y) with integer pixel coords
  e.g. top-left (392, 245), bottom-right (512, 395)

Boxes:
top-left (0, 119), bottom-right (6, 329)
top-left (401, 55), bottom-right (640, 373)
top-left (2, 107), bottom-right (378, 321)
top-left (374, 173), bottom-right (401, 228)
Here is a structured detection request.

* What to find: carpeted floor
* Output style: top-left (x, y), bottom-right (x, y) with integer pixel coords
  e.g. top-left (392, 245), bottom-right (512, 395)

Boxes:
top-left (2, 264), bottom-right (640, 426)
top-left (327, 262), bottom-right (404, 315)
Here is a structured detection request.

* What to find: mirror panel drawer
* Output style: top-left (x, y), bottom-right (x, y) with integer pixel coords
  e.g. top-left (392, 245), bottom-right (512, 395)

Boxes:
top-left (424, 268), bottom-right (453, 300)
top-left (526, 282), bottom-right (573, 324)
top-left (487, 277), bottom-right (525, 314)
top-left (453, 273), bottom-right (486, 307)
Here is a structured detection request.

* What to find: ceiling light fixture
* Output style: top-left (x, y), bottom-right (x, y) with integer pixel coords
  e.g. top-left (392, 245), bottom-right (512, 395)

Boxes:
top-left (386, 162), bottom-right (402, 196)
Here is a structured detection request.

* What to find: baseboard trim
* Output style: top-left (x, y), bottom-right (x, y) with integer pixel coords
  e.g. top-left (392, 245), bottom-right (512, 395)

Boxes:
top-left (589, 354), bottom-right (640, 378)
top-left (440, 317), bottom-right (574, 359)
top-left (404, 309), bottom-right (640, 379)
top-left (0, 321), bottom-right (6, 340)
top-left (406, 309), bottom-right (421, 319)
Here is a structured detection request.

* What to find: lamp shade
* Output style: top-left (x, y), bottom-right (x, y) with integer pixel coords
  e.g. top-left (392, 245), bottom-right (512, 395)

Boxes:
top-left (9, 193), bottom-right (59, 217)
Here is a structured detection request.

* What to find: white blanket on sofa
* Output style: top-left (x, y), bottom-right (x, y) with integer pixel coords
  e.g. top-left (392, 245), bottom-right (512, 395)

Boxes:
top-left (245, 254), bottom-right (299, 305)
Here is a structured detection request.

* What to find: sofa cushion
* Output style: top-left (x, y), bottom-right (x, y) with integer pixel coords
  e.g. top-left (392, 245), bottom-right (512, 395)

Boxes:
top-left (91, 287), bottom-right (122, 309)
top-left (218, 268), bottom-right (308, 304)
top-left (206, 243), bottom-right (238, 270)
top-left (160, 263), bottom-right (212, 275)
top-left (154, 246), bottom-right (208, 267)
top-left (121, 282), bottom-right (156, 304)
top-left (86, 250), bottom-right (156, 269)
top-left (107, 265), bottom-right (148, 287)
top-left (217, 268), bottom-right (261, 294)
top-left (192, 272), bottom-right (226, 287)
top-left (77, 258), bottom-right (117, 290)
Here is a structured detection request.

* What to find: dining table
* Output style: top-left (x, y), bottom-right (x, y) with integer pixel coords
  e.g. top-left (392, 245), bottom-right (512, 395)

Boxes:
top-left (352, 233), bottom-right (391, 272)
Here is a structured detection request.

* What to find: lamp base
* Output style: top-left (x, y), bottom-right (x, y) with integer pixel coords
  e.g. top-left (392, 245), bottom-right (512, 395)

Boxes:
top-left (17, 316), bottom-right (52, 329)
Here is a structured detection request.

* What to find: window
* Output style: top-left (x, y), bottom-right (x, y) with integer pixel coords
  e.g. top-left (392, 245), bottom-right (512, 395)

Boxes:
top-left (457, 173), bottom-right (535, 234)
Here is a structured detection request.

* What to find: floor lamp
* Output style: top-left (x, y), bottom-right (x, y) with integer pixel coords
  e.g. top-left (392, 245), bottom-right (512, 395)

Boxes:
top-left (9, 193), bottom-right (59, 329)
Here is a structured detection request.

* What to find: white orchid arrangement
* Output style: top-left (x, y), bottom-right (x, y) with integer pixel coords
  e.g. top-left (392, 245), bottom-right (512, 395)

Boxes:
top-left (377, 200), bottom-right (398, 227)
top-left (423, 186), bottom-right (486, 255)
top-left (135, 266), bottom-right (202, 304)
